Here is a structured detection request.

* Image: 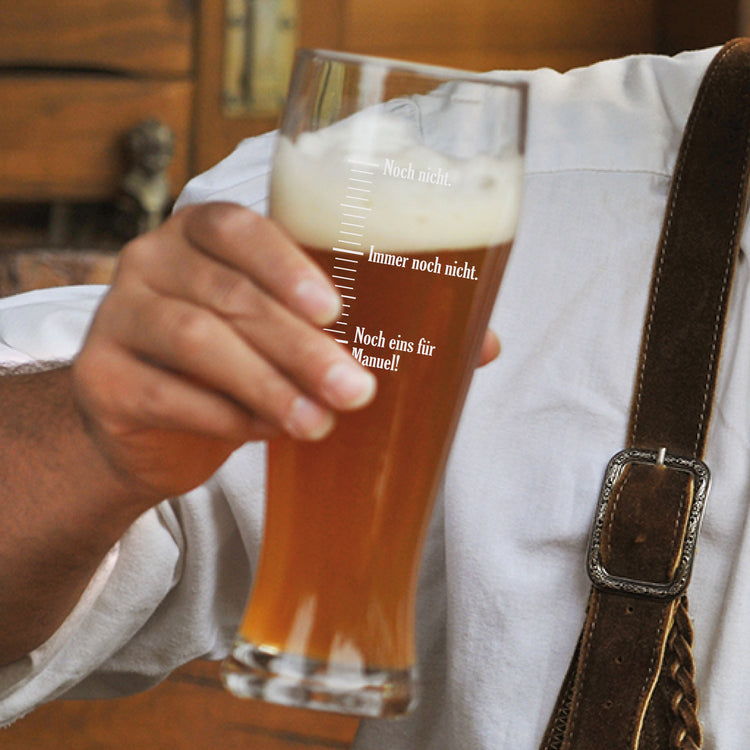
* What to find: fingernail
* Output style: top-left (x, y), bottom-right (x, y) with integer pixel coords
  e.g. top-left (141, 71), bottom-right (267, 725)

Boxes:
top-left (285, 396), bottom-right (335, 440)
top-left (294, 278), bottom-right (341, 325)
top-left (323, 361), bottom-right (377, 409)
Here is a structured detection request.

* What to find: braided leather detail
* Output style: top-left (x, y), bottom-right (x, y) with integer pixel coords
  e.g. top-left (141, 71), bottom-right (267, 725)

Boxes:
top-left (663, 597), bottom-right (703, 750)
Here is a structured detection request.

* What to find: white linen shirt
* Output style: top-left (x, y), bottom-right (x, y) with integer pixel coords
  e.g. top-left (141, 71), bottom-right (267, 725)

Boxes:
top-left (1, 46), bottom-right (748, 749)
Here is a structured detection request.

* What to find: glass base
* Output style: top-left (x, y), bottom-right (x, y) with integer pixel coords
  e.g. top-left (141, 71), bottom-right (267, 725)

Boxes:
top-left (221, 638), bottom-right (417, 718)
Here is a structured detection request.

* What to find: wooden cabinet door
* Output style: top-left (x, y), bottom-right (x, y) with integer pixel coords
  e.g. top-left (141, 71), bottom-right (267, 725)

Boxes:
top-left (192, 0), bottom-right (347, 173)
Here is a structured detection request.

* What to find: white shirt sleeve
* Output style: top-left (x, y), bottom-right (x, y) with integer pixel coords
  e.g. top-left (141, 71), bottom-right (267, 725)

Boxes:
top-left (0, 285), bottom-right (107, 365)
top-left (173, 129), bottom-right (277, 215)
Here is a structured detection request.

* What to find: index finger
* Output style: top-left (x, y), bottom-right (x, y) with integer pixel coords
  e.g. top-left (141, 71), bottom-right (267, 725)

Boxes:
top-left (179, 203), bottom-right (341, 326)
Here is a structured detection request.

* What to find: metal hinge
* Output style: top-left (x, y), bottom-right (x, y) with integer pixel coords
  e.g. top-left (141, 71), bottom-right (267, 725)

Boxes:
top-left (223, 0), bottom-right (299, 117)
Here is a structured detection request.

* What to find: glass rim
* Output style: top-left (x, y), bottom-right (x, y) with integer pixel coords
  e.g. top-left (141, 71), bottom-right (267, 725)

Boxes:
top-left (298, 47), bottom-right (528, 94)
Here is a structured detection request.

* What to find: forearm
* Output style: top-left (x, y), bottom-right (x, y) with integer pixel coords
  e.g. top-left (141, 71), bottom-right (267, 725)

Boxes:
top-left (0, 365), bottom-right (149, 666)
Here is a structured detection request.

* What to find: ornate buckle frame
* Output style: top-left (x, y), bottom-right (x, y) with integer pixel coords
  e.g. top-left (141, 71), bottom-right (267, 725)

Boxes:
top-left (586, 448), bottom-right (711, 600)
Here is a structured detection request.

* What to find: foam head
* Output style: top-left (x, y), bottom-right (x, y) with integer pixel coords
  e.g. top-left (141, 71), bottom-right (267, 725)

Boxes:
top-left (270, 112), bottom-right (523, 252)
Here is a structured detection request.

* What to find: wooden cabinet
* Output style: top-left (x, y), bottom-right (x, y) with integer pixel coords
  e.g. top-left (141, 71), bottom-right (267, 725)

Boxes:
top-left (0, 0), bottom-right (194, 202)
top-left (0, 0), bottom-right (742, 208)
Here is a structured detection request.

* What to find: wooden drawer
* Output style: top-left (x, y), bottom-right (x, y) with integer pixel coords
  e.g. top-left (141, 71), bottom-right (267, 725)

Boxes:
top-left (0, 0), bottom-right (193, 76)
top-left (0, 75), bottom-right (192, 201)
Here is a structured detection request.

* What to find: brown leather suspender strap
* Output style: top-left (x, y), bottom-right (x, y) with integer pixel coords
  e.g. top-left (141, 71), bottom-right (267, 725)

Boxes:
top-left (540, 39), bottom-right (750, 750)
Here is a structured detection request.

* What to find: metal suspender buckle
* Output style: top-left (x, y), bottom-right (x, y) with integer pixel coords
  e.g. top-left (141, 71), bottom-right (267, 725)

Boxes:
top-left (586, 447), bottom-right (711, 600)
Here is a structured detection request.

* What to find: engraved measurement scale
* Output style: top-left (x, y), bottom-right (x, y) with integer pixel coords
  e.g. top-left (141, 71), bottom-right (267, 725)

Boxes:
top-left (323, 156), bottom-right (378, 345)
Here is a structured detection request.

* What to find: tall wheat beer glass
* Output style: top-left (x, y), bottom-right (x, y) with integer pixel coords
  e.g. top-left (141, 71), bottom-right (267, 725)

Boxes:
top-left (222, 49), bottom-right (527, 718)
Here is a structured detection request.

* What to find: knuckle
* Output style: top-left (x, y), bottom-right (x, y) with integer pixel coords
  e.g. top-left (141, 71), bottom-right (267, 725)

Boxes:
top-left (74, 350), bottom-right (131, 432)
top-left (132, 374), bottom-right (175, 424)
top-left (238, 291), bottom-right (275, 329)
top-left (168, 307), bottom-right (216, 355)
top-left (77, 346), bottom-right (177, 435)
top-left (115, 234), bottom-right (159, 279)
top-left (187, 202), bottom-right (262, 249)
top-left (234, 357), bottom-right (296, 422)
top-left (202, 208), bottom-right (238, 247)
top-left (208, 270), bottom-right (258, 317)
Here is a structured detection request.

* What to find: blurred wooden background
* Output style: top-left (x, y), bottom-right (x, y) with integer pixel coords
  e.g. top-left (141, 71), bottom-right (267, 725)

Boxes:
top-left (0, 0), bottom-right (745, 747)
top-left (0, 0), bottom-right (743, 242)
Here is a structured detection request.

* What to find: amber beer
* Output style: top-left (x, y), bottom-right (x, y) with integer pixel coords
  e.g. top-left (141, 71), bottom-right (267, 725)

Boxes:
top-left (222, 48), bottom-right (526, 718)
top-left (232, 134), bottom-right (518, 704)
top-left (239, 242), bottom-right (512, 672)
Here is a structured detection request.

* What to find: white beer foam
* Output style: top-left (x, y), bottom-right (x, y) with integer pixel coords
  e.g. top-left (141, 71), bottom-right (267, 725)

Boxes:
top-left (270, 117), bottom-right (523, 252)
